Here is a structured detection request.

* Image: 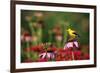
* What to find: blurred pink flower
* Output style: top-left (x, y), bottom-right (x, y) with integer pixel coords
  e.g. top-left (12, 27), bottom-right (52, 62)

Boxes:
top-left (55, 35), bottom-right (62, 41)
top-left (34, 12), bottom-right (43, 17)
top-left (25, 36), bottom-right (31, 42)
top-left (39, 52), bottom-right (55, 60)
top-left (64, 41), bottom-right (79, 50)
top-left (32, 36), bottom-right (38, 41)
top-left (21, 31), bottom-right (32, 42)
top-left (25, 16), bottom-right (32, 22)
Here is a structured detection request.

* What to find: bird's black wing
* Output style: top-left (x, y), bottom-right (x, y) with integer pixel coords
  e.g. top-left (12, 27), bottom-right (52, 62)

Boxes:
top-left (73, 32), bottom-right (80, 37)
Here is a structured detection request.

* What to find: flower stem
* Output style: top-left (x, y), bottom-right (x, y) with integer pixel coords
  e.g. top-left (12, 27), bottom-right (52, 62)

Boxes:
top-left (72, 51), bottom-right (74, 60)
top-left (26, 41), bottom-right (30, 58)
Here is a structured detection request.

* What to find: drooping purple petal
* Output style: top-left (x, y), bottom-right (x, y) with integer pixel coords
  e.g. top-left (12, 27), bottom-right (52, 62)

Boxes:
top-left (64, 42), bottom-right (73, 49)
top-left (73, 41), bottom-right (79, 48)
top-left (39, 53), bottom-right (46, 59)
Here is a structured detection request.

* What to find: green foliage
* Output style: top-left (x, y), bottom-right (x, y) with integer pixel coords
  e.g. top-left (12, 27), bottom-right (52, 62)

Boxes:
top-left (21, 10), bottom-right (89, 47)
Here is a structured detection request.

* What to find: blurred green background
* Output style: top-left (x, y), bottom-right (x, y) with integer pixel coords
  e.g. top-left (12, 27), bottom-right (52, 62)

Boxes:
top-left (21, 10), bottom-right (89, 47)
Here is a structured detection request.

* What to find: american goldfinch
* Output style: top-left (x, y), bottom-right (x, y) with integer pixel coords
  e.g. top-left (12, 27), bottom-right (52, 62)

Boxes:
top-left (67, 28), bottom-right (79, 41)
top-left (63, 28), bottom-right (80, 50)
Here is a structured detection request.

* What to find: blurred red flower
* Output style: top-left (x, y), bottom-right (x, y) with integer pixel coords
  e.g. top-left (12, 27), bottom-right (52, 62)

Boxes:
top-left (24, 48), bottom-right (30, 52)
top-left (37, 58), bottom-right (48, 62)
top-left (83, 53), bottom-right (90, 59)
top-left (22, 44), bottom-right (90, 63)
top-left (30, 45), bottom-right (44, 52)
top-left (73, 50), bottom-right (82, 60)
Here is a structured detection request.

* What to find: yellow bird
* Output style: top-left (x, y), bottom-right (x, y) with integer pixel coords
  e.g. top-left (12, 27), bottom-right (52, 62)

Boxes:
top-left (67, 28), bottom-right (79, 41)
